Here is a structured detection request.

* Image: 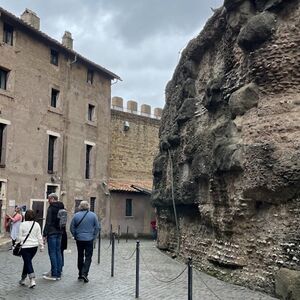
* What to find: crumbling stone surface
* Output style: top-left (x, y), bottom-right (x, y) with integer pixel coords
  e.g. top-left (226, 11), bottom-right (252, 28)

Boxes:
top-left (237, 12), bottom-right (277, 51)
top-left (275, 268), bottom-right (300, 300)
top-left (229, 82), bottom-right (259, 117)
top-left (152, 0), bottom-right (300, 295)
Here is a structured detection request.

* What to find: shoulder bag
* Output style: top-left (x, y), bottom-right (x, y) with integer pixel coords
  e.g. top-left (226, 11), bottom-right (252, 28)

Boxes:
top-left (75, 211), bottom-right (89, 228)
top-left (13, 221), bottom-right (35, 257)
top-left (74, 211), bottom-right (88, 240)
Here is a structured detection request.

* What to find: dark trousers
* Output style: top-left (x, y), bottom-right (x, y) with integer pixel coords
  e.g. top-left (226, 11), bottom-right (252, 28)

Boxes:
top-left (76, 240), bottom-right (93, 276)
top-left (21, 247), bottom-right (38, 279)
top-left (61, 248), bottom-right (64, 270)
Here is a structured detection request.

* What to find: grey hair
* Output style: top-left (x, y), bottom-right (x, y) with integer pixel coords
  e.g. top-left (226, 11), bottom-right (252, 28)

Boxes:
top-left (48, 193), bottom-right (58, 201)
top-left (79, 200), bottom-right (90, 211)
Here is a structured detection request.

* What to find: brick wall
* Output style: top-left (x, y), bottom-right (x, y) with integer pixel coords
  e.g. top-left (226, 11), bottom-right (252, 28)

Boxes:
top-left (110, 110), bottom-right (160, 180)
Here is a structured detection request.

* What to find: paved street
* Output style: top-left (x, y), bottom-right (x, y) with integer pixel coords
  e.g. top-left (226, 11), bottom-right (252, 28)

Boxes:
top-left (0, 239), bottom-right (278, 300)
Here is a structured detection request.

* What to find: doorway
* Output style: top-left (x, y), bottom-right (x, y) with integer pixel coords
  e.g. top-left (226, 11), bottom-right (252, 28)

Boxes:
top-left (30, 199), bottom-right (48, 231)
top-left (0, 200), bottom-right (2, 233)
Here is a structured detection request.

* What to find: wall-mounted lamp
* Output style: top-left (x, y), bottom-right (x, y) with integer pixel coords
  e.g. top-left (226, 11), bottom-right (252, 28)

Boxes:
top-left (123, 121), bottom-right (130, 131)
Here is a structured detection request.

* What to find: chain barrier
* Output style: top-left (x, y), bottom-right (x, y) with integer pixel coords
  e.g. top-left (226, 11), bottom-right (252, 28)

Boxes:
top-left (194, 269), bottom-right (222, 300)
top-left (103, 241), bottom-right (112, 251)
top-left (140, 251), bottom-right (187, 283)
top-left (117, 247), bottom-right (136, 261)
top-left (140, 244), bottom-right (184, 266)
top-left (99, 238), bottom-right (223, 298)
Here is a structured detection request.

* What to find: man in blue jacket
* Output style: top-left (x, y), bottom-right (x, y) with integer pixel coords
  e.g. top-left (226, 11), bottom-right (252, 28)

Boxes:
top-left (70, 200), bottom-right (100, 283)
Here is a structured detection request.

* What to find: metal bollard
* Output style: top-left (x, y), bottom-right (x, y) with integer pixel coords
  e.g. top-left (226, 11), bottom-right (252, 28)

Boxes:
top-left (118, 225), bottom-right (120, 243)
top-left (188, 257), bottom-right (193, 300)
top-left (135, 240), bottom-right (140, 298)
top-left (126, 225), bottom-right (129, 243)
top-left (111, 232), bottom-right (115, 277)
top-left (97, 230), bottom-right (101, 264)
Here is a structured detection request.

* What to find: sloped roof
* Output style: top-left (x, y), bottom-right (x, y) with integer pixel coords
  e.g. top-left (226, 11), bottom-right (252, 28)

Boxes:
top-left (0, 6), bottom-right (121, 81)
top-left (109, 179), bottom-right (153, 194)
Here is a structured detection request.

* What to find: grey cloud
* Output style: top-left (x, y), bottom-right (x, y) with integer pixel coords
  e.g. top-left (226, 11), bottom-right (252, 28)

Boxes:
top-left (100, 0), bottom-right (224, 45)
top-left (1, 0), bottom-right (224, 109)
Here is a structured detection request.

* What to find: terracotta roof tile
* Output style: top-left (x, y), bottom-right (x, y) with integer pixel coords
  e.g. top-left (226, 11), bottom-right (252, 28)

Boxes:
top-left (109, 179), bottom-right (152, 193)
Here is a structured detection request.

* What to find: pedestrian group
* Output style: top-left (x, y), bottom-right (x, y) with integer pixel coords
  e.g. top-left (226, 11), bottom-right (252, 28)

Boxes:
top-left (9, 193), bottom-right (100, 288)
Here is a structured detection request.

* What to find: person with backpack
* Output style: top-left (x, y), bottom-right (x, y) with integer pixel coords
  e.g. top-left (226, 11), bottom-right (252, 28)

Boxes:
top-left (70, 200), bottom-right (100, 283)
top-left (42, 193), bottom-right (65, 281)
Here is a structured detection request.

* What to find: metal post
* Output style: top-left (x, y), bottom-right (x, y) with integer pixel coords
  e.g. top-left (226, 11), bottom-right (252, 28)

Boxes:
top-left (126, 225), bottom-right (129, 243)
top-left (135, 240), bottom-right (140, 298)
top-left (188, 257), bottom-right (193, 300)
top-left (118, 225), bottom-right (120, 243)
top-left (97, 230), bottom-right (101, 264)
top-left (111, 232), bottom-right (115, 277)
top-left (110, 224), bottom-right (112, 244)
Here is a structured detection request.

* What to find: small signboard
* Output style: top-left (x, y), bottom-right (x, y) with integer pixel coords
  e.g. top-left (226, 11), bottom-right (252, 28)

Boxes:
top-left (8, 200), bottom-right (15, 207)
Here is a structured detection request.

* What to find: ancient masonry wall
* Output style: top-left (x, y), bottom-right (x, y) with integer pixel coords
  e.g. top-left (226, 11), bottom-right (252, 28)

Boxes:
top-left (152, 0), bottom-right (300, 295)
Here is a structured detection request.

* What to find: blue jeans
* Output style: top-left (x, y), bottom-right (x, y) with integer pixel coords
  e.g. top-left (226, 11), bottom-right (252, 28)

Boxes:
top-left (47, 234), bottom-right (62, 277)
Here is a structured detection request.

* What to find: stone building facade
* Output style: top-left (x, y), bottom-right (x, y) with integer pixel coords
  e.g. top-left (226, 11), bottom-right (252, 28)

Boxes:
top-left (0, 7), bottom-right (119, 234)
top-left (152, 0), bottom-right (300, 296)
top-left (108, 97), bottom-right (161, 237)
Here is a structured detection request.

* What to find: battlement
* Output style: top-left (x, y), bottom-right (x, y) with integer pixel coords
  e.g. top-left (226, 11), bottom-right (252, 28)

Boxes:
top-left (111, 96), bottom-right (162, 119)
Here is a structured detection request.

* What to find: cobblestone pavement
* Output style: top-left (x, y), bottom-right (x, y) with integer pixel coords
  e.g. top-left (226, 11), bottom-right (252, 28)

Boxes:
top-left (0, 239), bottom-right (278, 300)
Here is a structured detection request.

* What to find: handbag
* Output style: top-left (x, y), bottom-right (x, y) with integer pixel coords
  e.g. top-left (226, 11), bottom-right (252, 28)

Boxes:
top-left (13, 242), bottom-right (22, 256)
top-left (13, 221), bottom-right (35, 257)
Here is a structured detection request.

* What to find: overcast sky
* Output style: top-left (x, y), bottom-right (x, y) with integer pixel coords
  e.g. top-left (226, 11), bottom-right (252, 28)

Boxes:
top-left (1, 0), bottom-right (223, 111)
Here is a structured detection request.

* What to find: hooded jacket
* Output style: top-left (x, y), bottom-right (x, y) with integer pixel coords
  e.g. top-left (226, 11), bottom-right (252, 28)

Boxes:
top-left (43, 201), bottom-right (64, 237)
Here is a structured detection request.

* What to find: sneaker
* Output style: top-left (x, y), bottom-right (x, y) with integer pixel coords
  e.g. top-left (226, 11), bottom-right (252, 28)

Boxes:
top-left (43, 275), bottom-right (60, 281)
top-left (42, 271), bottom-right (51, 276)
top-left (29, 278), bottom-right (36, 288)
top-left (19, 278), bottom-right (26, 286)
top-left (82, 275), bottom-right (89, 283)
top-left (78, 276), bottom-right (84, 280)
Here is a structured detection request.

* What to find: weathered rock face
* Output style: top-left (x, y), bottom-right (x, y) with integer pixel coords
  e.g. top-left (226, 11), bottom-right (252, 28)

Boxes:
top-left (152, 0), bottom-right (300, 295)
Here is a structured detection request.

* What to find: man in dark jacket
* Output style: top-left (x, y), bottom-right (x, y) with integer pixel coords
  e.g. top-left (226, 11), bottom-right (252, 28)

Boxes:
top-left (70, 200), bottom-right (100, 283)
top-left (43, 193), bottom-right (64, 280)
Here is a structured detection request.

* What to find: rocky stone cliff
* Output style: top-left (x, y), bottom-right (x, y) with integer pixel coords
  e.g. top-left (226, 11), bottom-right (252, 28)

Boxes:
top-left (152, 0), bottom-right (300, 295)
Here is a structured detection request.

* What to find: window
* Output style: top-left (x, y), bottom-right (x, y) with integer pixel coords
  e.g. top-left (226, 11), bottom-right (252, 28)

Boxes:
top-left (46, 185), bottom-right (59, 198)
top-left (51, 88), bottom-right (59, 108)
top-left (90, 197), bottom-right (96, 212)
top-left (85, 144), bottom-right (93, 179)
top-left (0, 124), bottom-right (7, 167)
top-left (125, 199), bottom-right (133, 217)
top-left (3, 23), bottom-right (13, 46)
top-left (0, 68), bottom-right (8, 90)
top-left (50, 49), bottom-right (58, 66)
top-left (48, 135), bottom-right (57, 173)
top-left (87, 70), bottom-right (94, 84)
top-left (88, 104), bottom-right (95, 121)
top-left (74, 199), bottom-right (82, 213)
